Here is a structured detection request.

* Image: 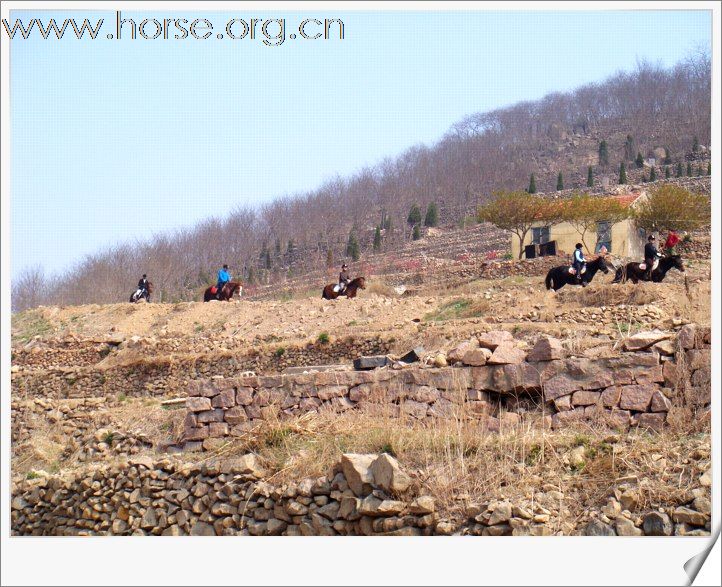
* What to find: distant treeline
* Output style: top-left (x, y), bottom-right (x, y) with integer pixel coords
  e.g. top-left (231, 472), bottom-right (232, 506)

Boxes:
top-left (13, 52), bottom-right (711, 311)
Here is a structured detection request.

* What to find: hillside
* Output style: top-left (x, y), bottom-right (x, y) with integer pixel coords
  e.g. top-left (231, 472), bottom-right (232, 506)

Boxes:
top-left (12, 53), bottom-right (711, 311)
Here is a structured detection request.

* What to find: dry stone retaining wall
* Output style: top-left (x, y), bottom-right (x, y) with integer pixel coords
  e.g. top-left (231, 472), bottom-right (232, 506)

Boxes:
top-left (182, 328), bottom-right (710, 450)
top-left (11, 451), bottom-right (710, 537)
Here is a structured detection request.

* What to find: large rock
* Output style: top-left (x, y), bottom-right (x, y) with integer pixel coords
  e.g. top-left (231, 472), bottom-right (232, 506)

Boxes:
top-left (672, 507), bottom-right (708, 526)
top-left (186, 397), bottom-right (212, 412)
top-left (448, 339), bottom-right (479, 363)
top-left (189, 521), bottom-right (216, 536)
top-left (462, 348), bottom-right (492, 366)
top-left (623, 330), bottom-right (671, 352)
top-left (619, 384), bottom-right (656, 411)
top-left (341, 454), bottom-right (376, 497)
top-left (650, 391), bottom-right (671, 412)
top-left (635, 412), bottom-right (666, 431)
top-left (527, 337), bottom-right (565, 362)
top-left (487, 343), bottom-right (526, 365)
top-left (571, 390), bottom-right (600, 406)
top-left (642, 512), bottom-right (673, 536)
top-left (232, 453), bottom-right (266, 478)
top-left (478, 330), bottom-right (513, 351)
top-left (678, 324), bottom-right (696, 349)
top-left (354, 356), bottom-right (389, 370)
top-left (369, 453), bottom-right (412, 494)
top-left (583, 519), bottom-right (616, 536)
top-left (544, 374), bottom-right (582, 401)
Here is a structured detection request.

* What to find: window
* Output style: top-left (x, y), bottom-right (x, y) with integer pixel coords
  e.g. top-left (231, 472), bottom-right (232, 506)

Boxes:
top-left (596, 221), bottom-right (612, 253)
top-left (532, 225), bottom-right (550, 245)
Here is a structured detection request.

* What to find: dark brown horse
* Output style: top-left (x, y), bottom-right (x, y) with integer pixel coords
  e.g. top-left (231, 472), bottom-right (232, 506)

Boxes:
top-left (130, 282), bottom-right (153, 303)
top-left (612, 255), bottom-right (685, 284)
top-left (204, 281), bottom-right (243, 302)
top-left (545, 256), bottom-right (610, 291)
top-left (322, 276), bottom-right (366, 299)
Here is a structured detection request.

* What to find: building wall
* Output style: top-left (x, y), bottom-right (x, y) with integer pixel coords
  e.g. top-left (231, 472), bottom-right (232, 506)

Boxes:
top-left (512, 219), bottom-right (645, 260)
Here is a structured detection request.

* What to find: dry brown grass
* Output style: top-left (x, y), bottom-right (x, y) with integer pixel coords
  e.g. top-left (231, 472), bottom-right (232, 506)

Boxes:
top-left (195, 407), bottom-right (709, 520)
top-left (558, 282), bottom-right (662, 307)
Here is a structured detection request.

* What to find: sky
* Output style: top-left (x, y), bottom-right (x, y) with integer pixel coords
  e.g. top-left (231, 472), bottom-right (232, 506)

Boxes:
top-left (9, 8), bottom-right (712, 278)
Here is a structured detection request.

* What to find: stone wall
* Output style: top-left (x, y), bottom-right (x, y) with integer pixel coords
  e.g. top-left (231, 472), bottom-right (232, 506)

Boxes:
top-left (11, 336), bottom-right (391, 400)
top-left (11, 451), bottom-right (711, 537)
top-left (181, 329), bottom-right (708, 450)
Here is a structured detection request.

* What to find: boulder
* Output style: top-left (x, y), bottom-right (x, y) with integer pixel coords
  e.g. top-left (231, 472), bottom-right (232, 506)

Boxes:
top-left (448, 339), bottom-right (479, 363)
top-left (623, 330), bottom-right (671, 352)
top-left (477, 330), bottom-right (513, 351)
top-left (369, 453), bottom-right (412, 494)
top-left (619, 384), bottom-right (656, 411)
top-left (672, 507), bottom-right (708, 526)
top-left (232, 453), bottom-right (266, 478)
top-left (341, 454), bottom-right (376, 497)
top-left (642, 512), bottom-right (673, 536)
top-left (650, 391), bottom-right (672, 412)
top-left (678, 324), bottom-right (696, 349)
top-left (186, 397), bottom-right (212, 412)
top-left (583, 519), bottom-right (616, 536)
top-left (527, 337), bottom-right (565, 362)
top-left (487, 343), bottom-right (526, 365)
top-left (354, 356), bottom-right (389, 370)
top-left (462, 348), bottom-right (492, 366)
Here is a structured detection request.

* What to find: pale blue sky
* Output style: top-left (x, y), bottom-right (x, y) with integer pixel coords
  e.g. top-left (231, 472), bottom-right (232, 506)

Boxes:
top-left (10, 9), bottom-right (711, 277)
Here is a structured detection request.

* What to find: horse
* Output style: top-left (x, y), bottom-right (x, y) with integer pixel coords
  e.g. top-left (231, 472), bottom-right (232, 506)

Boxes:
top-left (129, 282), bottom-right (153, 303)
top-left (322, 276), bottom-right (366, 300)
top-left (612, 255), bottom-right (685, 284)
top-left (545, 256), bottom-right (610, 291)
top-left (203, 281), bottom-right (243, 302)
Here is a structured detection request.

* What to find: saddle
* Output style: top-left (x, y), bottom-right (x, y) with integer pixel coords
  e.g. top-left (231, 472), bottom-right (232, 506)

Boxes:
top-left (568, 266), bottom-right (587, 275)
top-left (639, 259), bottom-right (659, 271)
top-left (333, 284), bottom-right (344, 293)
top-left (210, 286), bottom-right (218, 295)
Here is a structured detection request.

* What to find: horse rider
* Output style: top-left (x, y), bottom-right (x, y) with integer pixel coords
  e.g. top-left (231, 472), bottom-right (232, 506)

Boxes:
top-left (663, 230), bottom-right (680, 255)
top-left (338, 263), bottom-right (351, 293)
top-left (138, 274), bottom-right (150, 302)
top-left (644, 235), bottom-right (662, 280)
top-left (572, 243), bottom-right (586, 286)
top-left (216, 264), bottom-right (231, 296)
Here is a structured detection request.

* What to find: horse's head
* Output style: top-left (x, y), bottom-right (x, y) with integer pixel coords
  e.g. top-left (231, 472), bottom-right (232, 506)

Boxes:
top-left (595, 256), bottom-right (610, 274)
top-left (669, 255), bottom-right (685, 272)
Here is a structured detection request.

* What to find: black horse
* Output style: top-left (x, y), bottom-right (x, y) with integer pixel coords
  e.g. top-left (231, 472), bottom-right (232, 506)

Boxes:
top-left (612, 255), bottom-right (685, 284)
top-left (545, 256), bottom-right (610, 291)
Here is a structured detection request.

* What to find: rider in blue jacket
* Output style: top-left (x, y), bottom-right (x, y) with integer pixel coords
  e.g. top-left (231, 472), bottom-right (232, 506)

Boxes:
top-left (216, 264), bottom-right (231, 292)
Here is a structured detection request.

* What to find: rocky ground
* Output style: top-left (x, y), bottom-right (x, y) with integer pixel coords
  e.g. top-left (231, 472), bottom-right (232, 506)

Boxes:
top-left (10, 230), bottom-right (712, 536)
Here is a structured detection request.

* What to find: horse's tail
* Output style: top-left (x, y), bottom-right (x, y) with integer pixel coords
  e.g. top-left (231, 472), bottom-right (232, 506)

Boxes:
top-left (545, 270), bottom-right (553, 290)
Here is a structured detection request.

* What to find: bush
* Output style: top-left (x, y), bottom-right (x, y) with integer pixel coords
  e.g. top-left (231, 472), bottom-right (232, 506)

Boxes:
top-left (317, 332), bottom-right (330, 344)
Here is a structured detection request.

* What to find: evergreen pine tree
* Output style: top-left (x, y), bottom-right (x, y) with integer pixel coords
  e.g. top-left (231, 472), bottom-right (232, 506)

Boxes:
top-left (677, 161), bottom-right (684, 177)
top-left (424, 202), bottom-right (439, 227)
top-left (373, 226), bottom-right (382, 251)
top-left (556, 172), bottom-right (564, 191)
top-left (697, 164), bottom-right (704, 177)
top-left (665, 166), bottom-right (671, 179)
top-left (587, 165), bottom-right (594, 187)
top-left (635, 152), bottom-right (644, 168)
top-left (663, 148), bottom-right (672, 165)
top-left (618, 162), bottom-right (627, 184)
top-left (599, 140), bottom-right (609, 166)
top-left (264, 249), bottom-right (272, 269)
top-left (247, 266), bottom-right (255, 285)
top-left (649, 166), bottom-right (656, 182)
top-left (346, 232), bottom-right (360, 261)
top-left (528, 173), bottom-right (537, 194)
top-left (407, 204), bottom-right (422, 227)
top-left (326, 249), bottom-right (333, 267)
top-left (687, 162), bottom-right (692, 176)
top-left (412, 224), bottom-right (421, 241)
top-left (692, 136), bottom-right (700, 153)
top-left (708, 161), bottom-right (712, 176)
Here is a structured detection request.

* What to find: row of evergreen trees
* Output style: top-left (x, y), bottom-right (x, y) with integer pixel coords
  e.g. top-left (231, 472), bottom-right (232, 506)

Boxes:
top-left (527, 159), bottom-right (710, 193)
